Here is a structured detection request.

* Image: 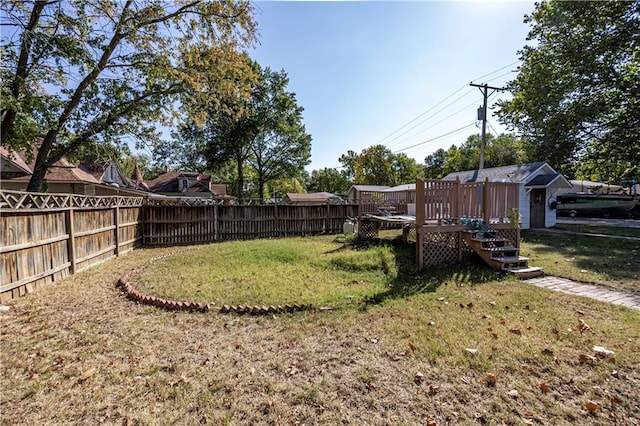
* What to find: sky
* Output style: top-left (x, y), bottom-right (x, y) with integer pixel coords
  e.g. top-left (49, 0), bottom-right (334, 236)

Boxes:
top-left (248, 1), bottom-right (536, 173)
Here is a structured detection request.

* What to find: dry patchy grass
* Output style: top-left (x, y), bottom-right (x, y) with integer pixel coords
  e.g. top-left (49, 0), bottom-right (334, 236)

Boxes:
top-left (1, 237), bottom-right (639, 425)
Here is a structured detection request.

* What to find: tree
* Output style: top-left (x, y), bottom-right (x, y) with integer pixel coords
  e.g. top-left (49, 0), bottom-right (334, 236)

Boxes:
top-left (339, 145), bottom-right (422, 186)
top-left (308, 168), bottom-right (350, 194)
top-left (497, 0), bottom-right (640, 182)
top-left (246, 67), bottom-right (311, 199)
top-left (177, 62), bottom-right (311, 199)
top-left (424, 133), bottom-right (531, 177)
top-left (1, 0), bottom-right (257, 192)
top-left (424, 148), bottom-right (447, 178)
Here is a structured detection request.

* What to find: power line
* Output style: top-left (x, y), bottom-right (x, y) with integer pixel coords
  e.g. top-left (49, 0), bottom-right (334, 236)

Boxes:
top-left (393, 122), bottom-right (476, 154)
top-left (374, 60), bottom-right (521, 149)
top-left (373, 83), bottom-right (470, 146)
top-left (385, 88), bottom-right (475, 149)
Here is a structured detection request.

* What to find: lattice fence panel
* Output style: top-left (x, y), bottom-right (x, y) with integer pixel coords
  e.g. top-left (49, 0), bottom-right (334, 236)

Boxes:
top-left (357, 219), bottom-right (380, 238)
top-left (496, 228), bottom-right (519, 246)
top-left (422, 232), bottom-right (459, 267)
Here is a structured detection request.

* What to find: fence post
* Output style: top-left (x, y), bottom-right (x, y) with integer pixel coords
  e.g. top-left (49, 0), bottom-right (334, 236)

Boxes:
top-left (65, 206), bottom-right (76, 274)
top-left (114, 201), bottom-right (120, 256)
top-left (213, 204), bottom-right (218, 241)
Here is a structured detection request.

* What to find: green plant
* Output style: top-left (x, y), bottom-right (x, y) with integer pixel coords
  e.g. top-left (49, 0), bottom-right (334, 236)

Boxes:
top-left (506, 207), bottom-right (521, 228)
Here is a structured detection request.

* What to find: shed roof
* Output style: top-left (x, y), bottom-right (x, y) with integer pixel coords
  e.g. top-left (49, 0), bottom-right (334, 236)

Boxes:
top-left (442, 162), bottom-right (548, 183)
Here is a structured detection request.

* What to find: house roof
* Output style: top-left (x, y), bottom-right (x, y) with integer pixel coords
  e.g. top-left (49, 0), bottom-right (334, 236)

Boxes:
top-left (0, 146), bottom-right (32, 173)
top-left (146, 171), bottom-right (223, 195)
top-left (525, 174), bottom-right (562, 187)
top-left (442, 162), bottom-right (548, 183)
top-left (1, 146), bottom-right (99, 184)
top-left (383, 183), bottom-right (416, 192)
top-left (146, 171), bottom-right (189, 192)
top-left (348, 185), bottom-right (391, 193)
top-left (286, 192), bottom-right (341, 204)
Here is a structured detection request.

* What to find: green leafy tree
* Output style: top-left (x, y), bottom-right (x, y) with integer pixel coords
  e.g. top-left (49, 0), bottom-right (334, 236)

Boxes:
top-left (308, 168), bottom-right (351, 194)
top-left (497, 0), bottom-right (640, 181)
top-left (1, 0), bottom-right (257, 192)
top-left (246, 67), bottom-right (312, 199)
top-left (177, 62), bottom-right (311, 200)
top-left (425, 133), bottom-right (531, 177)
top-left (340, 144), bottom-right (422, 186)
top-left (424, 148), bottom-right (447, 178)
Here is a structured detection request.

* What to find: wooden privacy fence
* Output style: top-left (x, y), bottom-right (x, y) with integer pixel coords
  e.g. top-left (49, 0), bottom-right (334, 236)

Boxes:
top-left (0, 190), bottom-right (358, 301)
top-left (1, 191), bottom-right (144, 302)
top-left (145, 204), bottom-right (358, 245)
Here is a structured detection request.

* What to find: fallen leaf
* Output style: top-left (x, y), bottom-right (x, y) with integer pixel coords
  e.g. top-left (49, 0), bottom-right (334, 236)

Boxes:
top-left (491, 332), bottom-right (498, 339)
top-left (408, 342), bottom-right (416, 352)
top-left (579, 354), bottom-right (597, 363)
top-left (579, 319), bottom-right (593, 334)
top-left (414, 371), bottom-right (425, 384)
top-left (426, 416), bottom-right (437, 426)
top-left (78, 368), bottom-right (96, 382)
top-left (507, 389), bottom-right (519, 398)
top-left (509, 328), bottom-right (522, 336)
top-left (464, 348), bottom-right (478, 355)
top-left (585, 401), bottom-right (600, 412)
top-left (551, 327), bottom-right (559, 335)
top-left (539, 382), bottom-right (551, 393)
top-left (484, 373), bottom-right (496, 386)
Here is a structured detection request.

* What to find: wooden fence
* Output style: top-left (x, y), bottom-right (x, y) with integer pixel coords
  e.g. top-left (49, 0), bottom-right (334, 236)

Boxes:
top-left (0, 190), bottom-right (357, 301)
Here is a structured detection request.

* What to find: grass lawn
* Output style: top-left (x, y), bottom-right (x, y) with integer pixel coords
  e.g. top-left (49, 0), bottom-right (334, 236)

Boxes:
top-left (554, 223), bottom-right (640, 239)
top-left (1, 233), bottom-right (639, 425)
top-left (521, 230), bottom-right (640, 294)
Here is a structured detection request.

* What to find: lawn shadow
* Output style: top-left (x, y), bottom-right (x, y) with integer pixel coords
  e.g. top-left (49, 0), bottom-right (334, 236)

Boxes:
top-left (331, 234), bottom-right (509, 306)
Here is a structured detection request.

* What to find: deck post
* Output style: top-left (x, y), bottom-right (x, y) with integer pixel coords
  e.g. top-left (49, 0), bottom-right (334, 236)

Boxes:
top-left (482, 177), bottom-right (490, 225)
top-left (416, 178), bottom-right (425, 226)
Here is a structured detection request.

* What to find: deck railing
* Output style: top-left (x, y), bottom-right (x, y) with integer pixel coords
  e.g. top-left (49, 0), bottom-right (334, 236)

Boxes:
top-left (415, 178), bottom-right (519, 227)
top-left (357, 190), bottom-right (416, 215)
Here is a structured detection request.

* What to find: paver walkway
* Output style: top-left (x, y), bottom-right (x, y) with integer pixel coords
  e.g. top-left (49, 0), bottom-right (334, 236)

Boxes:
top-left (526, 276), bottom-right (640, 311)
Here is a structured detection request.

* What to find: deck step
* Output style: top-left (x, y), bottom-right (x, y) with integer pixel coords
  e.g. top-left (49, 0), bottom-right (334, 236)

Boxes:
top-left (492, 255), bottom-right (530, 263)
top-left (481, 246), bottom-right (519, 253)
top-left (504, 266), bottom-right (544, 279)
top-left (471, 237), bottom-right (509, 243)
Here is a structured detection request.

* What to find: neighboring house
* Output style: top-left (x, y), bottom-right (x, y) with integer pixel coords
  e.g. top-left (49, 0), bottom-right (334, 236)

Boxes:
top-left (1, 146), bottom-right (99, 195)
top-left (284, 192), bottom-right (343, 205)
top-left (346, 185), bottom-right (390, 204)
top-left (1, 146), bottom-right (149, 196)
top-left (146, 171), bottom-right (227, 198)
top-left (442, 162), bottom-right (572, 229)
top-left (79, 162), bottom-right (150, 195)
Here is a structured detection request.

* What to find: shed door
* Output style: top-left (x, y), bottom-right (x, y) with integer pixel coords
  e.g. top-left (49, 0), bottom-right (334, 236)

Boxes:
top-left (530, 188), bottom-right (546, 228)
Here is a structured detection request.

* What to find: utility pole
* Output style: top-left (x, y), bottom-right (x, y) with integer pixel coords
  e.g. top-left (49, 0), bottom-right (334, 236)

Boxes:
top-left (470, 82), bottom-right (504, 169)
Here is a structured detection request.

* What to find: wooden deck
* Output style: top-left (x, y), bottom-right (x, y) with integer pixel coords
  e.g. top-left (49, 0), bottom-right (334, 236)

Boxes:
top-left (356, 178), bottom-right (525, 271)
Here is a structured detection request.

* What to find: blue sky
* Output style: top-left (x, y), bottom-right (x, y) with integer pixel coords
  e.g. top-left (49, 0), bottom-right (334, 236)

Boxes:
top-left (249, 1), bottom-right (535, 172)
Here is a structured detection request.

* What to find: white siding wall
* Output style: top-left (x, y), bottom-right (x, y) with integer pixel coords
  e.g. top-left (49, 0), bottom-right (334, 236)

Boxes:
top-left (545, 189), bottom-right (559, 228)
top-left (518, 184), bottom-right (531, 230)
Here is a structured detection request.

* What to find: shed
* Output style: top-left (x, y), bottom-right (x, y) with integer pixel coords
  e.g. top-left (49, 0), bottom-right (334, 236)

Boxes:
top-left (442, 162), bottom-right (572, 229)
top-left (346, 185), bottom-right (390, 204)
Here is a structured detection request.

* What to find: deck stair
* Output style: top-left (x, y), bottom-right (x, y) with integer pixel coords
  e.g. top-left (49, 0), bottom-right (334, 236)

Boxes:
top-left (462, 230), bottom-right (543, 279)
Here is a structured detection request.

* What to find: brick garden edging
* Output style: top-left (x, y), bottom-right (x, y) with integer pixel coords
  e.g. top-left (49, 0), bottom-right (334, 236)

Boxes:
top-left (116, 252), bottom-right (317, 315)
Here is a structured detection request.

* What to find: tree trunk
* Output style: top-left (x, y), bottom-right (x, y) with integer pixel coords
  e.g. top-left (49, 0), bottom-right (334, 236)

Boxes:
top-left (236, 150), bottom-right (244, 200)
top-left (1, 0), bottom-right (46, 145)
